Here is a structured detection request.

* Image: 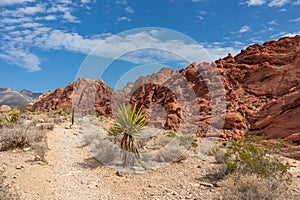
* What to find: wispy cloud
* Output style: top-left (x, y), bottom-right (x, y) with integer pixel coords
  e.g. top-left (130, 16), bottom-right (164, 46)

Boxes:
top-left (271, 31), bottom-right (300, 39)
top-left (246, 0), bottom-right (266, 6)
top-left (0, 0), bottom-right (34, 6)
top-left (117, 16), bottom-right (132, 22)
top-left (268, 20), bottom-right (278, 25)
top-left (0, 0), bottom-right (95, 71)
top-left (125, 6), bottom-right (134, 13)
top-left (196, 10), bottom-right (206, 21)
top-left (289, 17), bottom-right (300, 22)
top-left (245, 0), bottom-right (300, 7)
top-left (239, 25), bottom-right (250, 33)
top-left (268, 0), bottom-right (289, 7)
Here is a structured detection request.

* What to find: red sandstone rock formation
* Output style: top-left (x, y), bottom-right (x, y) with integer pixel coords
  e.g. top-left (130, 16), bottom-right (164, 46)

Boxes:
top-left (31, 78), bottom-right (112, 116)
top-left (31, 36), bottom-right (300, 149)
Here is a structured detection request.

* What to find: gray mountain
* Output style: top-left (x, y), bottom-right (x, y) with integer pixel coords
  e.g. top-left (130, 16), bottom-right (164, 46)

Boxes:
top-left (0, 88), bottom-right (42, 107)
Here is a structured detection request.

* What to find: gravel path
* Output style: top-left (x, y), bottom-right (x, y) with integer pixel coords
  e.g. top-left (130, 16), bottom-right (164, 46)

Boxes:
top-left (46, 124), bottom-right (114, 200)
top-left (1, 121), bottom-right (300, 200)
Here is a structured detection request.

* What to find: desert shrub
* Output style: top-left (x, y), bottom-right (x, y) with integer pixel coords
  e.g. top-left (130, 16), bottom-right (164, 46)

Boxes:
top-left (36, 123), bottom-right (55, 131)
top-left (221, 174), bottom-right (288, 200)
top-left (0, 123), bottom-right (30, 151)
top-left (0, 121), bottom-right (44, 151)
top-left (2, 110), bottom-right (20, 123)
top-left (211, 139), bottom-right (292, 200)
top-left (176, 135), bottom-right (197, 148)
top-left (223, 140), bottom-right (291, 180)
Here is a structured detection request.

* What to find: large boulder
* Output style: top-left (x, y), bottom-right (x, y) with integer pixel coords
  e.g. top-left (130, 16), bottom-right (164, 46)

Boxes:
top-left (0, 105), bottom-right (12, 112)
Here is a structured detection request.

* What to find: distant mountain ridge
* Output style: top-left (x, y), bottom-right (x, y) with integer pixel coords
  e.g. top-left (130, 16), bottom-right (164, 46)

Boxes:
top-left (0, 87), bottom-right (42, 107)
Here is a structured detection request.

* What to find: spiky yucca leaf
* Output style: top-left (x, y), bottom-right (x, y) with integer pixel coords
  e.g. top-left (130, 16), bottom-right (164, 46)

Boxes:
top-left (109, 104), bottom-right (147, 167)
top-left (112, 104), bottom-right (146, 137)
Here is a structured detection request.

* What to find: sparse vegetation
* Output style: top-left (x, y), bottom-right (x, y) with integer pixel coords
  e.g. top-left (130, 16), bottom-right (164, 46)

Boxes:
top-left (109, 104), bottom-right (147, 167)
top-left (0, 111), bottom-right (53, 163)
top-left (221, 174), bottom-right (288, 200)
top-left (211, 138), bottom-right (292, 199)
top-left (1, 110), bottom-right (20, 124)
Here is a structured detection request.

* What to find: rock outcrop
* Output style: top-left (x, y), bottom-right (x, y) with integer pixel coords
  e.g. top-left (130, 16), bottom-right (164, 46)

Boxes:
top-left (128, 36), bottom-right (300, 144)
top-left (31, 36), bottom-right (300, 149)
top-left (31, 78), bottom-right (112, 115)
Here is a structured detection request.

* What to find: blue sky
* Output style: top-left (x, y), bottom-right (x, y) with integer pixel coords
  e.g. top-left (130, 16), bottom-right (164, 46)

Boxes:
top-left (0, 0), bottom-right (299, 92)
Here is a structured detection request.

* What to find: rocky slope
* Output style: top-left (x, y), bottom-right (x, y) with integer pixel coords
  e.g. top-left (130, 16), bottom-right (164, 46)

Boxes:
top-left (128, 35), bottom-right (300, 144)
top-left (31, 36), bottom-right (300, 147)
top-left (30, 78), bottom-right (112, 115)
top-left (0, 88), bottom-right (42, 107)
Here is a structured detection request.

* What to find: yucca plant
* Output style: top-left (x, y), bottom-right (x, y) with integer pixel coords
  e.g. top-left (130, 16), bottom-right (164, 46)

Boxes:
top-left (109, 104), bottom-right (147, 167)
top-left (3, 110), bottom-right (20, 123)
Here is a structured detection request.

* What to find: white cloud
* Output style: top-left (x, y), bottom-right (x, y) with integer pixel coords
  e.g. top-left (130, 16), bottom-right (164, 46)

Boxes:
top-left (17, 4), bottom-right (46, 15)
top-left (246, 0), bottom-right (266, 6)
top-left (196, 10), bottom-right (206, 21)
top-left (282, 31), bottom-right (300, 37)
top-left (0, 17), bottom-right (32, 24)
top-left (117, 16), bottom-right (132, 22)
top-left (33, 29), bottom-right (241, 65)
top-left (57, 0), bottom-right (73, 4)
top-left (239, 25), bottom-right (250, 33)
top-left (268, 0), bottom-right (289, 7)
top-left (42, 15), bottom-right (57, 21)
top-left (268, 20), bottom-right (278, 25)
top-left (0, 0), bottom-right (34, 6)
top-left (289, 17), bottom-right (300, 22)
top-left (0, 0), bottom-right (96, 71)
top-left (272, 31), bottom-right (300, 39)
top-left (278, 8), bottom-right (287, 11)
top-left (125, 6), bottom-right (134, 13)
top-left (245, 0), bottom-right (300, 6)
top-left (0, 49), bottom-right (41, 72)
top-left (35, 30), bottom-right (101, 53)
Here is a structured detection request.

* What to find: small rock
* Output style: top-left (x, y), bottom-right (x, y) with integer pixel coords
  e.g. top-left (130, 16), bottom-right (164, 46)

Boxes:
top-left (116, 171), bottom-right (127, 177)
top-left (15, 165), bottom-right (24, 170)
top-left (23, 147), bottom-right (31, 152)
top-left (12, 175), bottom-right (17, 179)
top-left (38, 119), bottom-right (45, 123)
top-left (198, 181), bottom-right (214, 188)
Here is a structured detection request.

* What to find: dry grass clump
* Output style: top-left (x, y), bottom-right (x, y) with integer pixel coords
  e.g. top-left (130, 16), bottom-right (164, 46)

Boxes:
top-left (0, 110), bottom-right (50, 163)
top-left (0, 121), bottom-right (44, 151)
top-left (221, 174), bottom-right (288, 200)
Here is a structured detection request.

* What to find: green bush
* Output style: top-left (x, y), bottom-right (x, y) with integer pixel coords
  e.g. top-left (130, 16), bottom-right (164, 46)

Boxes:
top-left (223, 140), bottom-right (291, 180)
top-left (212, 139), bottom-right (292, 200)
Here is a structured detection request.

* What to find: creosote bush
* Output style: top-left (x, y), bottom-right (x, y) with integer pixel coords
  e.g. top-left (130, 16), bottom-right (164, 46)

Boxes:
top-left (212, 138), bottom-right (292, 200)
top-left (223, 140), bottom-right (291, 180)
